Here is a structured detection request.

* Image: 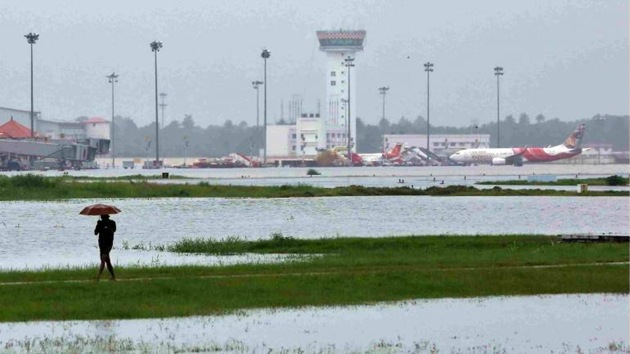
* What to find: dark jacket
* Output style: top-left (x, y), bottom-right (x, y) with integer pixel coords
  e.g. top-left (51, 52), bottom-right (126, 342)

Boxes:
top-left (95, 219), bottom-right (117, 243)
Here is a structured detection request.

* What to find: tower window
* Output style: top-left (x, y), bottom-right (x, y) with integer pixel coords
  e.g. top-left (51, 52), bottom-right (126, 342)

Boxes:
top-left (330, 71), bottom-right (336, 77)
top-left (330, 81), bottom-right (336, 86)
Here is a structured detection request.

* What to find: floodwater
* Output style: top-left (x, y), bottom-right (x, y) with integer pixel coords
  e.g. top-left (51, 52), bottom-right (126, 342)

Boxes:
top-left (5, 164), bottom-right (630, 189)
top-left (0, 166), bottom-right (627, 353)
top-left (0, 294), bottom-right (626, 353)
top-left (0, 196), bottom-right (626, 270)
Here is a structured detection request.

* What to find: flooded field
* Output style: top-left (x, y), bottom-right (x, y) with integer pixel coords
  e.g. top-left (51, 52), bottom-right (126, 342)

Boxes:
top-left (0, 294), bottom-right (626, 353)
top-left (4, 164), bottom-right (629, 189)
top-left (0, 196), bottom-right (625, 270)
top-left (1, 166), bottom-right (627, 353)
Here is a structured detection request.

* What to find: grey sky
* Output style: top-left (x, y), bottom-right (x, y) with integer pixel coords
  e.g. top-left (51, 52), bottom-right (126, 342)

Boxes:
top-left (0, 0), bottom-right (627, 128)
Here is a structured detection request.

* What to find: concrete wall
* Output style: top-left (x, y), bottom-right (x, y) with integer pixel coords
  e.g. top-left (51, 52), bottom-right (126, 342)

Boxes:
top-left (267, 125), bottom-right (295, 157)
top-left (83, 122), bottom-right (110, 139)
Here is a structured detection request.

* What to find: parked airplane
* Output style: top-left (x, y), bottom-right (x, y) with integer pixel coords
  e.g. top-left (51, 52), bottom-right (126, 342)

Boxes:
top-left (449, 124), bottom-right (587, 166)
top-left (358, 143), bottom-right (404, 164)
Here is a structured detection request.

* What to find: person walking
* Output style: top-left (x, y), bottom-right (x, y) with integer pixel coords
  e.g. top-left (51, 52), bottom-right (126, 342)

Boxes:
top-left (94, 214), bottom-right (116, 281)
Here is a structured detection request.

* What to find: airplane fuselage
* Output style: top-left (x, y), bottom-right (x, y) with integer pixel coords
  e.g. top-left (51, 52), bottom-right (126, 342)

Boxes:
top-left (453, 148), bottom-right (515, 163)
top-left (450, 145), bottom-right (582, 165)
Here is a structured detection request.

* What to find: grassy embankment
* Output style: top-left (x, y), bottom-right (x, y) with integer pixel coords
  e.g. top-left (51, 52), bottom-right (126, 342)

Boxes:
top-left (477, 175), bottom-right (629, 186)
top-left (0, 235), bottom-right (626, 322)
top-left (0, 174), bottom-right (626, 201)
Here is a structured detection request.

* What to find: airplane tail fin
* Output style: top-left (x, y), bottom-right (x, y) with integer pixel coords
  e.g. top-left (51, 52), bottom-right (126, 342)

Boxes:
top-left (387, 143), bottom-right (403, 158)
top-left (563, 124), bottom-right (586, 149)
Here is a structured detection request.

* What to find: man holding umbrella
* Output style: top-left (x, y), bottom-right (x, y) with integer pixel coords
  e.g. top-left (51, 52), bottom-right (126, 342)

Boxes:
top-left (94, 214), bottom-right (117, 281)
top-left (81, 204), bottom-right (121, 281)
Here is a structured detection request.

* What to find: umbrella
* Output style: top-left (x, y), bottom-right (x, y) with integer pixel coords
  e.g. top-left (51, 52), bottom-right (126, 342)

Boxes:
top-left (79, 204), bottom-right (121, 216)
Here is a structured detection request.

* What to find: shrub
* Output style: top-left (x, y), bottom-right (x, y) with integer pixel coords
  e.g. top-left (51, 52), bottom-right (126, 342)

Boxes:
top-left (605, 175), bottom-right (628, 186)
top-left (11, 174), bottom-right (55, 188)
top-left (306, 168), bottom-right (321, 176)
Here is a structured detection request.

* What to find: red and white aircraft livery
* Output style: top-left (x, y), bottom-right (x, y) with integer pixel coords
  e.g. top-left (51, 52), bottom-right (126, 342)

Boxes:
top-left (449, 124), bottom-right (587, 166)
top-left (357, 143), bottom-right (404, 164)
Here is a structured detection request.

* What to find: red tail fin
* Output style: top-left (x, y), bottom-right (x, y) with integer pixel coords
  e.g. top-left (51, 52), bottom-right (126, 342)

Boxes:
top-left (563, 124), bottom-right (586, 149)
top-left (386, 143), bottom-right (403, 158)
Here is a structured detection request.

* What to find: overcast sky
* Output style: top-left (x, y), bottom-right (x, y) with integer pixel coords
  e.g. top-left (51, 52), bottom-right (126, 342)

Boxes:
top-left (0, 0), bottom-right (627, 128)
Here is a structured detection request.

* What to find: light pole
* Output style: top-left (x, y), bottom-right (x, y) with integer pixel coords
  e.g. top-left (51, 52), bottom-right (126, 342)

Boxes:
top-left (150, 40), bottom-right (163, 166)
top-left (424, 62), bottom-right (434, 151)
top-left (159, 92), bottom-right (167, 160)
top-left (251, 81), bottom-right (263, 128)
top-left (344, 56), bottom-right (355, 165)
top-left (378, 86), bottom-right (389, 154)
top-left (261, 49), bottom-right (270, 165)
top-left (494, 66), bottom-right (504, 148)
top-left (340, 98), bottom-right (348, 146)
top-left (159, 93), bottom-right (167, 130)
top-left (24, 32), bottom-right (39, 139)
top-left (107, 72), bottom-right (118, 168)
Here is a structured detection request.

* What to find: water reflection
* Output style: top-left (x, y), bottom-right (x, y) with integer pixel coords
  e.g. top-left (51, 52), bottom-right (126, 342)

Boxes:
top-left (0, 196), bottom-right (626, 270)
top-left (0, 294), bottom-right (626, 353)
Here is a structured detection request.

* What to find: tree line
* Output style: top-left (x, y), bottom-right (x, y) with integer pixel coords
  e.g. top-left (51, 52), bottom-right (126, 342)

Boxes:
top-left (106, 113), bottom-right (628, 157)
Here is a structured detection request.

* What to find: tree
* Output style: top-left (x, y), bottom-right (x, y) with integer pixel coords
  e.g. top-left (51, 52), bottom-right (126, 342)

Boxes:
top-left (535, 114), bottom-right (546, 124)
top-left (182, 114), bottom-right (196, 130)
top-left (518, 113), bottom-right (530, 125)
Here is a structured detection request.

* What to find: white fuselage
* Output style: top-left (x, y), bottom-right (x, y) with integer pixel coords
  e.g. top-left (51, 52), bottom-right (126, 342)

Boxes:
top-left (449, 148), bottom-right (516, 163)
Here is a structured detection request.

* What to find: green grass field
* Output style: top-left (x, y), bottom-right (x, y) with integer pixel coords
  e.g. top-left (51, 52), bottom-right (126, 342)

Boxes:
top-left (0, 235), bottom-right (626, 322)
top-left (0, 174), bottom-right (625, 200)
top-left (477, 175), bottom-right (629, 186)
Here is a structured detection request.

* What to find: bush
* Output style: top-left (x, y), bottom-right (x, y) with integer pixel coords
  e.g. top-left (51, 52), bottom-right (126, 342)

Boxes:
top-left (11, 174), bottom-right (55, 188)
top-left (606, 175), bottom-right (628, 186)
top-left (306, 168), bottom-right (321, 176)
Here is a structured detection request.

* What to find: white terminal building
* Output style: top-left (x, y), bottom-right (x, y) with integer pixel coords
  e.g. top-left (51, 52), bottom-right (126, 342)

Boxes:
top-left (0, 107), bottom-right (110, 141)
top-left (266, 30), bottom-right (366, 161)
top-left (384, 134), bottom-right (491, 156)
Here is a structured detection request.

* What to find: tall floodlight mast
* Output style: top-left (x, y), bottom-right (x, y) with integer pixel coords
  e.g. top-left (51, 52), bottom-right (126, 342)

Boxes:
top-left (494, 66), bottom-right (504, 148)
top-left (424, 62), bottom-right (434, 151)
top-left (24, 32), bottom-right (39, 139)
top-left (261, 49), bottom-right (270, 165)
top-left (150, 40), bottom-right (163, 165)
top-left (107, 72), bottom-right (119, 168)
top-left (378, 86), bottom-right (390, 152)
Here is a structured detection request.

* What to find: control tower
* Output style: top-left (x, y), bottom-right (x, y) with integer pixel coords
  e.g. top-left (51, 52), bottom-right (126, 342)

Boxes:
top-left (317, 30), bottom-right (366, 152)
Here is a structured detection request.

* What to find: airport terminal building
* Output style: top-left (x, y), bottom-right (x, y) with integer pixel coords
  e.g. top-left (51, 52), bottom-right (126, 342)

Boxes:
top-left (384, 134), bottom-right (491, 156)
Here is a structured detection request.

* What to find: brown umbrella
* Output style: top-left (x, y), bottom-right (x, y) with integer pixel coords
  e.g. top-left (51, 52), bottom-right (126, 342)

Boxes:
top-left (79, 204), bottom-right (121, 216)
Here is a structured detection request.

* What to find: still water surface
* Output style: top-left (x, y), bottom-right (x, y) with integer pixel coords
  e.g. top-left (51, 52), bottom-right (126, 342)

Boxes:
top-left (4, 164), bottom-right (629, 189)
top-left (0, 294), bottom-right (626, 353)
top-left (0, 196), bottom-right (625, 270)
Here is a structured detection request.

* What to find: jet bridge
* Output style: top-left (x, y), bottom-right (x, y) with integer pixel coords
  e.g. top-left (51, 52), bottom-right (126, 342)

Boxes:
top-left (0, 138), bottom-right (102, 169)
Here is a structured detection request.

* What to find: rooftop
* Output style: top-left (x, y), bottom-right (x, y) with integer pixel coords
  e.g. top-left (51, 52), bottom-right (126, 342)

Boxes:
top-left (82, 117), bottom-right (110, 124)
top-left (317, 30), bottom-right (366, 52)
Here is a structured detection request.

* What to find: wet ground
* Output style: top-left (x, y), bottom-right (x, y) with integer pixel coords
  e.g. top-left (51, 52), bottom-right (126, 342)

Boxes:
top-left (0, 196), bottom-right (625, 270)
top-left (0, 165), bottom-right (627, 352)
top-left (0, 294), bottom-right (626, 353)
